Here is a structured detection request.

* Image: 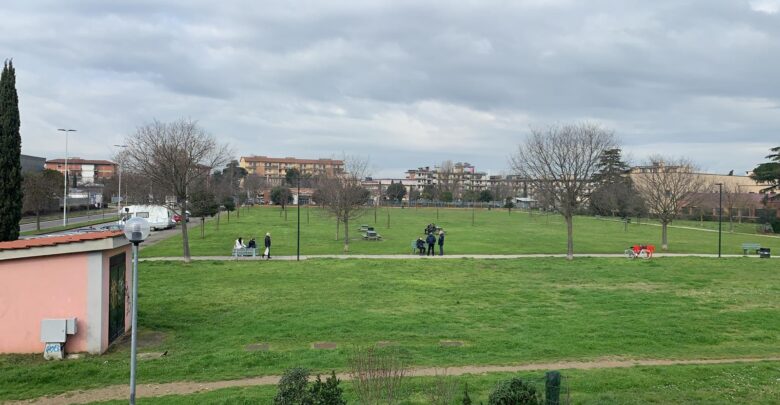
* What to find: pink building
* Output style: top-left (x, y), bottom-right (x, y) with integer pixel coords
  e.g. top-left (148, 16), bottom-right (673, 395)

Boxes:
top-left (0, 231), bottom-right (132, 355)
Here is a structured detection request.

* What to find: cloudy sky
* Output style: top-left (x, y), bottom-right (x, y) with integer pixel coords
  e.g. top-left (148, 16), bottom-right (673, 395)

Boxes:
top-left (2, 0), bottom-right (779, 177)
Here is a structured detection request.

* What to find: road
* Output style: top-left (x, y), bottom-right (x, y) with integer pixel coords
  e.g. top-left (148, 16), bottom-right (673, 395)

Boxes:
top-left (19, 213), bottom-right (117, 233)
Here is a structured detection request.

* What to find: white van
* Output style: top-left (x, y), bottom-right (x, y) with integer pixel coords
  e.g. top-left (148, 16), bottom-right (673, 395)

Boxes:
top-left (119, 205), bottom-right (176, 231)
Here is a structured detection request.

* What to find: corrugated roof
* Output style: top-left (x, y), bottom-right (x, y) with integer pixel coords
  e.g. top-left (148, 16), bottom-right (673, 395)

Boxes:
top-left (46, 159), bottom-right (116, 165)
top-left (241, 156), bottom-right (344, 165)
top-left (0, 231), bottom-right (124, 251)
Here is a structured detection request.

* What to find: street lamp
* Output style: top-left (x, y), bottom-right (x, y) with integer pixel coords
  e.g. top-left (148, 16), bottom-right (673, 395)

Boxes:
top-left (114, 144), bottom-right (128, 213)
top-left (123, 217), bottom-right (151, 405)
top-left (297, 173), bottom-right (301, 261)
top-left (716, 183), bottom-right (723, 258)
top-left (58, 129), bottom-right (76, 226)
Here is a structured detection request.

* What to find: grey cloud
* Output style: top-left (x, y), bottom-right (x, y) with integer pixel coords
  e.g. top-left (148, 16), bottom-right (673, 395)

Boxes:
top-left (1, 0), bottom-right (778, 175)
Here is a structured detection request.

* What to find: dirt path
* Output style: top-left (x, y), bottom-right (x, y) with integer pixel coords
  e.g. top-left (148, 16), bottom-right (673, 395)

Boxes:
top-left (12, 356), bottom-right (780, 405)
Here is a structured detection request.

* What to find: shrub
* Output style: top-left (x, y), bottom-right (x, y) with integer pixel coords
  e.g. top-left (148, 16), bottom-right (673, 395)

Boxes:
top-left (308, 371), bottom-right (346, 405)
top-left (274, 367), bottom-right (310, 405)
top-left (349, 346), bottom-right (408, 404)
top-left (424, 373), bottom-right (458, 405)
top-left (463, 383), bottom-right (473, 405)
top-left (488, 377), bottom-right (540, 405)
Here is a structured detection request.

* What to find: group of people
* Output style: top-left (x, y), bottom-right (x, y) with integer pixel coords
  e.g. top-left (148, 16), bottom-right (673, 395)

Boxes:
top-left (417, 223), bottom-right (445, 256)
top-left (234, 233), bottom-right (272, 259)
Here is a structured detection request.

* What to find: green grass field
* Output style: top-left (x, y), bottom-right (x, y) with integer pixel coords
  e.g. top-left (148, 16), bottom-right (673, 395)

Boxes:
top-left (2, 257), bottom-right (778, 401)
top-left (142, 206), bottom-right (780, 257)
top-left (88, 361), bottom-right (780, 404)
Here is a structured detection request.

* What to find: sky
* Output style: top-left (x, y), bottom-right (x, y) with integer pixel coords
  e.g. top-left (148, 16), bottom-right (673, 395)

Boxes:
top-left (2, 0), bottom-right (779, 178)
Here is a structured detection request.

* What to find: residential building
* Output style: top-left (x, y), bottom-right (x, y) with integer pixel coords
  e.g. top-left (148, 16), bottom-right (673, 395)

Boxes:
top-left (239, 156), bottom-right (344, 180)
top-left (45, 158), bottom-right (117, 185)
top-left (404, 162), bottom-right (491, 198)
top-left (362, 178), bottom-right (419, 202)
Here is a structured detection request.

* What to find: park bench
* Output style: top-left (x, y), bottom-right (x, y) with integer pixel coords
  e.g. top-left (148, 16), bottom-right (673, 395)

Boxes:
top-left (363, 230), bottom-right (382, 241)
top-left (741, 243), bottom-right (761, 256)
top-left (232, 247), bottom-right (257, 258)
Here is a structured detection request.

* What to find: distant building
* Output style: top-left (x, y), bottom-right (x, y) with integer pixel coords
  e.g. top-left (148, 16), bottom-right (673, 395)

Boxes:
top-left (404, 162), bottom-right (491, 197)
top-left (21, 154), bottom-right (46, 173)
top-left (239, 156), bottom-right (344, 180)
top-left (45, 158), bottom-right (117, 185)
top-left (362, 178), bottom-right (418, 202)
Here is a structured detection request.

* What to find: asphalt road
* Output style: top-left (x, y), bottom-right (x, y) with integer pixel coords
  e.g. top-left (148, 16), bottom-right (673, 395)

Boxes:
top-left (19, 213), bottom-right (117, 233)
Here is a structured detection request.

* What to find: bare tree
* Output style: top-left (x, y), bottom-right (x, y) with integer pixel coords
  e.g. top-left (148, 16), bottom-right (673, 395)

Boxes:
top-left (123, 119), bottom-right (230, 262)
top-left (22, 170), bottom-right (63, 230)
top-left (242, 173), bottom-right (268, 203)
top-left (511, 123), bottom-right (617, 259)
top-left (632, 156), bottom-right (708, 250)
top-left (316, 156), bottom-right (371, 252)
top-left (721, 184), bottom-right (754, 231)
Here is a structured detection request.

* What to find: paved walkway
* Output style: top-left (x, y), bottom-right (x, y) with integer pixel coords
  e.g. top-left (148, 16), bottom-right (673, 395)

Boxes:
top-left (14, 356), bottom-right (780, 404)
top-left (141, 253), bottom-right (771, 261)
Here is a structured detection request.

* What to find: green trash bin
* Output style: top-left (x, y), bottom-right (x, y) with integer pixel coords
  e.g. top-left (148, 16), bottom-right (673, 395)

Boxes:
top-left (758, 248), bottom-right (771, 258)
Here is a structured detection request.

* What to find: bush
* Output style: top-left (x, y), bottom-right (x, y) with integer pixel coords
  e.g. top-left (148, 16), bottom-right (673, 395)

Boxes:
top-left (274, 367), bottom-right (310, 405)
top-left (488, 377), bottom-right (540, 405)
top-left (463, 383), bottom-right (473, 405)
top-left (349, 346), bottom-right (408, 404)
top-left (308, 371), bottom-right (346, 405)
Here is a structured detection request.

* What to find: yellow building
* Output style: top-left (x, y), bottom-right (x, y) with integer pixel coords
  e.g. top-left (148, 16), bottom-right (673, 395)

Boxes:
top-left (239, 156), bottom-right (344, 179)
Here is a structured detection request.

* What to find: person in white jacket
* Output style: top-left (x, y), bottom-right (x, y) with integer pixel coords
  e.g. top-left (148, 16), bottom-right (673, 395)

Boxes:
top-left (234, 237), bottom-right (246, 249)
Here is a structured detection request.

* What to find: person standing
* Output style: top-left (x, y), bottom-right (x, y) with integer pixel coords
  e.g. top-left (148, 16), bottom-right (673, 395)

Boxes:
top-left (426, 232), bottom-right (436, 256)
top-left (438, 231), bottom-right (445, 256)
top-left (263, 232), bottom-right (272, 259)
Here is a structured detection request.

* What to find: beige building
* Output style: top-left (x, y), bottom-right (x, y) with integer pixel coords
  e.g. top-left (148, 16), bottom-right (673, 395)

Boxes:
top-left (239, 156), bottom-right (344, 179)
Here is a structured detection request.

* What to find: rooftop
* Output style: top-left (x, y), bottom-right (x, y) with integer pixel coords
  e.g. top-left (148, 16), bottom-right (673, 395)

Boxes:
top-left (46, 158), bottom-right (116, 165)
top-left (0, 231), bottom-right (124, 252)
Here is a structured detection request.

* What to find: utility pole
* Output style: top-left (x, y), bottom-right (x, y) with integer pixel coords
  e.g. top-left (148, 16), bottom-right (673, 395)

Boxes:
top-left (58, 129), bottom-right (76, 226)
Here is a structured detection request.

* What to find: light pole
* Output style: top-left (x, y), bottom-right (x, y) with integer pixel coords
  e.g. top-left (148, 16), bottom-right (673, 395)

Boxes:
top-left (123, 217), bottom-right (151, 405)
top-left (114, 144), bottom-right (128, 213)
top-left (58, 129), bottom-right (76, 226)
top-left (297, 174), bottom-right (301, 261)
top-left (717, 183), bottom-right (723, 258)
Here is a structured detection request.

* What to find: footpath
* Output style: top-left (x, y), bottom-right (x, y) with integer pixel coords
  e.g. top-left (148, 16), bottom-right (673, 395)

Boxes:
top-left (141, 253), bottom-right (770, 261)
top-left (13, 356), bottom-right (780, 404)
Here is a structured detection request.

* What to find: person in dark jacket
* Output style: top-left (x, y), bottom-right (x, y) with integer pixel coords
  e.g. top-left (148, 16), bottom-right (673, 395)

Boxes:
top-left (426, 232), bottom-right (436, 256)
top-left (437, 231), bottom-right (445, 256)
top-left (416, 237), bottom-right (426, 255)
top-left (247, 238), bottom-right (257, 249)
top-left (263, 232), bottom-right (271, 259)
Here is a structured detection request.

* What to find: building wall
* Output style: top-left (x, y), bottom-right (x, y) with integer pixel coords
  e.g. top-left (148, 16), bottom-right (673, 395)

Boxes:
top-left (240, 156), bottom-right (344, 178)
top-left (21, 154), bottom-right (45, 173)
top-left (0, 253), bottom-right (89, 353)
top-left (0, 245), bottom-right (132, 354)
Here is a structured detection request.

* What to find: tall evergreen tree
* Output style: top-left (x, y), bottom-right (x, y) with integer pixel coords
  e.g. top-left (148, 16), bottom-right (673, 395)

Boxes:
top-left (0, 60), bottom-right (22, 241)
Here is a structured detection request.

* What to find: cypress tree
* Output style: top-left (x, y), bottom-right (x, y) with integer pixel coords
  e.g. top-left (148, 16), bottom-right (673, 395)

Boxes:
top-left (0, 60), bottom-right (22, 241)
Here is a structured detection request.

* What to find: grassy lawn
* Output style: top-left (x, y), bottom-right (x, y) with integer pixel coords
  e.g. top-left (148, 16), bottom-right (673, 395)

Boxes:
top-left (2, 257), bottom-right (778, 401)
top-left (89, 361), bottom-right (780, 404)
top-left (142, 206), bottom-right (780, 257)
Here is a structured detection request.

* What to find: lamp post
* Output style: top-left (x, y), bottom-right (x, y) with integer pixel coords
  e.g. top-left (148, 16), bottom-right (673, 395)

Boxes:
top-left (717, 183), bottom-right (723, 258)
top-left (58, 129), bottom-right (76, 226)
top-left (123, 217), bottom-right (151, 405)
top-left (297, 174), bottom-right (301, 261)
top-left (114, 145), bottom-right (128, 213)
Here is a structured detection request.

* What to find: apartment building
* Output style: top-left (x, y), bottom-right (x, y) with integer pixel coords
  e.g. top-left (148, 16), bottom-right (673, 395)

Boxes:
top-left (404, 162), bottom-right (491, 196)
top-left (239, 156), bottom-right (344, 179)
top-left (45, 158), bottom-right (117, 185)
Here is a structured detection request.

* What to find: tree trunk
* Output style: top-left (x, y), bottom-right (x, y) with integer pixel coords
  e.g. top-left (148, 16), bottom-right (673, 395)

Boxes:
top-left (36, 210), bottom-right (41, 231)
top-left (387, 210), bottom-right (390, 228)
top-left (565, 214), bottom-right (574, 260)
top-left (201, 217), bottom-right (205, 238)
top-left (284, 207), bottom-right (287, 221)
top-left (335, 219), bottom-right (339, 240)
top-left (661, 221), bottom-right (669, 250)
top-left (216, 209), bottom-right (220, 231)
top-left (227, 210), bottom-right (230, 223)
top-left (343, 217), bottom-right (349, 253)
top-left (181, 201), bottom-right (191, 262)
